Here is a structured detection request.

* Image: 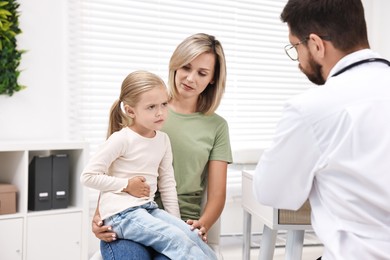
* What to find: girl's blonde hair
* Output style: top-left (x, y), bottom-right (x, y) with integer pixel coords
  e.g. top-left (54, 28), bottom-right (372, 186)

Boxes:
top-left (168, 33), bottom-right (227, 115)
top-left (107, 70), bottom-right (166, 138)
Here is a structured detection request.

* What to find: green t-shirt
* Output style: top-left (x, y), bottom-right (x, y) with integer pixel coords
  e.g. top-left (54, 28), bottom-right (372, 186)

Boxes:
top-left (155, 109), bottom-right (232, 220)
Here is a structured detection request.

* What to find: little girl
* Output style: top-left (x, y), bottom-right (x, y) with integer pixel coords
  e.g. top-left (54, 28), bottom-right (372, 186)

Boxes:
top-left (80, 70), bottom-right (216, 260)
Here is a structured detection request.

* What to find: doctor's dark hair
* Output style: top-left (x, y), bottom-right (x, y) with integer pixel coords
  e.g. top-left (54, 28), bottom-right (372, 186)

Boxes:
top-left (168, 33), bottom-right (227, 115)
top-left (281, 0), bottom-right (369, 52)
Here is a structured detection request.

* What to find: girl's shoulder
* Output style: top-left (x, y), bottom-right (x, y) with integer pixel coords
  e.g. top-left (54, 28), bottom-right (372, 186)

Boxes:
top-left (155, 130), bottom-right (171, 141)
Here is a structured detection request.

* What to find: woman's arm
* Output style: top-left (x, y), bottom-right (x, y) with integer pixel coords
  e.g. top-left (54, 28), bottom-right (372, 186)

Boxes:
top-left (92, 195), bottom-right (117, 242)
top-left (187, 160), bottom-right (227, 240)
top-left (92, 206), bottom-right (117, 242)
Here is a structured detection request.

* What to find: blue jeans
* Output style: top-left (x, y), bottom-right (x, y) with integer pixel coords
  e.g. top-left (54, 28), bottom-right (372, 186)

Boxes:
top-left (104, 201), bottom-right (216, 260)
top-left (100, 239), bottom-right (169, 260)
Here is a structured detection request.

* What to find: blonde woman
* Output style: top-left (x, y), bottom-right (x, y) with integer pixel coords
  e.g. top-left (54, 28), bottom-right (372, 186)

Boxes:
top-left (93, 34), bottom-right (232, 260)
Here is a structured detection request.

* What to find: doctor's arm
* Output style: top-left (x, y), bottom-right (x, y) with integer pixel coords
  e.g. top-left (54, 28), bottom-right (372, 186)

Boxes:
top-left (253, 105), bottom-right (321, 210)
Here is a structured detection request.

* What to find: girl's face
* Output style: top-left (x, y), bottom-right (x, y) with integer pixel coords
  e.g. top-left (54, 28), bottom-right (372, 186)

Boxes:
top-left (127, 86), bottom-right (169, 137)
top-left (174, 52), bottom-right (215, 100)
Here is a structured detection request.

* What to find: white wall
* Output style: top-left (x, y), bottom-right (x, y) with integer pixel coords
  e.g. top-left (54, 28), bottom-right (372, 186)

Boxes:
top-left (0, 1), bottom-right (388, 143)
top-left (0, 0), bottom-right (68, 142)
top-left (363, 0), bottom-right (390, 60)
top-left (0, 0), bottom-right (389, 143)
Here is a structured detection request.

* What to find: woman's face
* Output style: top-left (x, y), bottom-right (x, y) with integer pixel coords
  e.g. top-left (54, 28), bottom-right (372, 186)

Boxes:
top-left (174, 52), bottom-right (215, 99)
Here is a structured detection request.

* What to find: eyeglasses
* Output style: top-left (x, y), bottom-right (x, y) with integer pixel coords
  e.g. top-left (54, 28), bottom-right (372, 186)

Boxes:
top-left (284, 37), bottom-right (309, 61)
top-left (284, 36), bottom-right (331, 61)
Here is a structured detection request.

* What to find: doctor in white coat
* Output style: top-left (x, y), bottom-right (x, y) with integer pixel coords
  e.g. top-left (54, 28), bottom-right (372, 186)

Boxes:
top-left (253, 0), bottom-right (390, 259)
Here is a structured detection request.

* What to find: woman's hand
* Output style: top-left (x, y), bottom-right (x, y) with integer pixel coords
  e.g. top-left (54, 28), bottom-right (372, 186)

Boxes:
top-left (186, 219), bottom-right (208, 242)
top-left (122, 176), bottom-right (150, 197)
top-left (92, 210), bottom-right (117, 242)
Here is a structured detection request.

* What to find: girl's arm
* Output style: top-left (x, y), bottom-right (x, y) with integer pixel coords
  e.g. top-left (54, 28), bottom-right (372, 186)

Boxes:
top-left (157, 135), bottom-right (180, 218)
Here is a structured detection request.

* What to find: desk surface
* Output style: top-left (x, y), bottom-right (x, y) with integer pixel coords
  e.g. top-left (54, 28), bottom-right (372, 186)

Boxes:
top-left (241, 170), bottom-right (312, 230)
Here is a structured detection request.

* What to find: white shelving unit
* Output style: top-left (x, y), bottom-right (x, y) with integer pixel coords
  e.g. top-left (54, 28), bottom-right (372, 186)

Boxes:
top-left (0, 141), bottom-right (88, 260)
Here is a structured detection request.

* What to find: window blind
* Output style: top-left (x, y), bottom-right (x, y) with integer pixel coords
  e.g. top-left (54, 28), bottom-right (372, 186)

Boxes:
top-left (68, 0), bottom-right (313, 156)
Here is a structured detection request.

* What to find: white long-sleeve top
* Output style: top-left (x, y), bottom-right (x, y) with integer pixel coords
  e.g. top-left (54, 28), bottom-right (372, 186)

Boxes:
top-left (253, 49), bottom-right (390, 259)
top-left (80, 127), bottom-right (180, 220)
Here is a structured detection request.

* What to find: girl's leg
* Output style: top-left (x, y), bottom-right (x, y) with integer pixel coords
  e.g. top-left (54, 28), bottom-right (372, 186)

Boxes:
top-left (151, 208), bottom-right (217, 260)
top-left (100, 239), bottom-right (152, 260)
top-left (106, 203), bottom-right (212, 259)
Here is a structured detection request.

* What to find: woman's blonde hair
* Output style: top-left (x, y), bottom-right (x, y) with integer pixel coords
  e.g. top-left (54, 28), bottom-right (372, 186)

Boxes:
top-left (168, 33), bottom-right (227, 115)
top-left (107, 70), bottom-right (166, 138)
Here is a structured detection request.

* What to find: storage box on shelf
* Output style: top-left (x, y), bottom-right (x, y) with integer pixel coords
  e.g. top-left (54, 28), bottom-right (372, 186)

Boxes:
top-left (0, 183), bottom-right (18, 215)
top-left (0, 142), bottom-right (88, 260)
top-left (28, 154), bottom-right (70, 211)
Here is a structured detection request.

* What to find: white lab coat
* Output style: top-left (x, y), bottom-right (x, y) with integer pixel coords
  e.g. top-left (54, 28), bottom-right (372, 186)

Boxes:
top-left (253, 49), bottom-right (390, 260)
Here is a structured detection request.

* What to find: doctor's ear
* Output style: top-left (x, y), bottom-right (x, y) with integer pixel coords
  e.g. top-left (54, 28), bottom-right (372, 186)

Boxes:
top-left (308, 33), bottom-right (326, 59)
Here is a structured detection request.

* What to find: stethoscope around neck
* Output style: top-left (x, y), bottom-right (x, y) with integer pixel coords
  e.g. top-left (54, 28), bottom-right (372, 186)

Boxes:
top-left (331, 58), bottom-right (390, 77)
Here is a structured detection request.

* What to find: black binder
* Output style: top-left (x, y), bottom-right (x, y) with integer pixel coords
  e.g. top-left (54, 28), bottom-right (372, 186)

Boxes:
top-left (52, 154), bottom-right (69, 209)
top-left (28, 155), bottom-right (52, 211)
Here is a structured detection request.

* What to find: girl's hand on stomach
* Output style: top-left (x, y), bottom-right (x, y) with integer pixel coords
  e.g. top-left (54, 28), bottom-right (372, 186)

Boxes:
top-left (122, 176), bottom-right (150, 197)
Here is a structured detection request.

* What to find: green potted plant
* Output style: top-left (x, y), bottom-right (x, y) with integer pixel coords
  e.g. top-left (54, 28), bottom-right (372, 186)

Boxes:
top-left (0, 0), bottom-right (24, 96)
